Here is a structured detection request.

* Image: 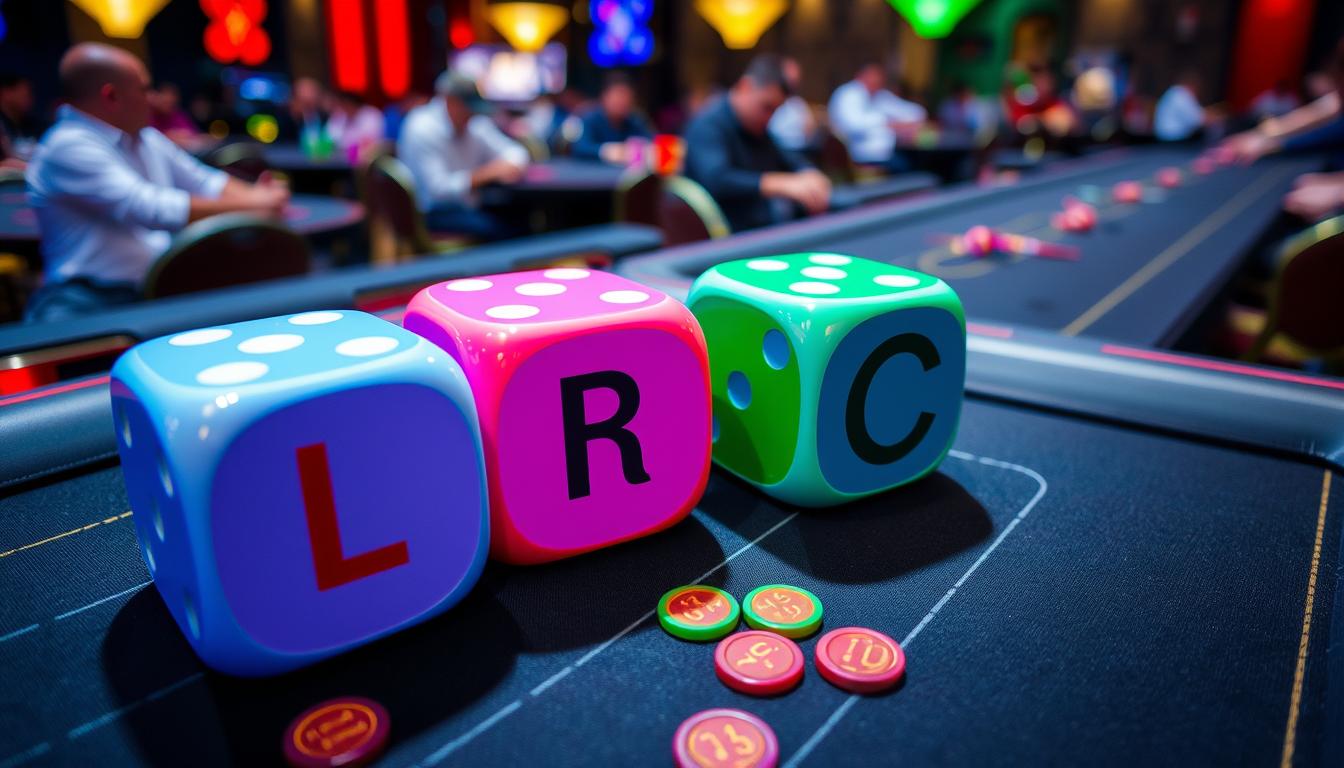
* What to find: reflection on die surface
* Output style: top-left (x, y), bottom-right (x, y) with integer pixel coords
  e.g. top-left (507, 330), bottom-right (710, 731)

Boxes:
top-left (110, 311), bottom-right (489, 676)
top-left (687, 254), bottom-right (966, 507)
top-left (405, 268), bottom-right (712, 565)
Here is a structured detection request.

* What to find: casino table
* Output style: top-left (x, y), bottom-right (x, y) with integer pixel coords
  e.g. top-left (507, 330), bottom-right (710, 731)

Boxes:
top-left (0, 193), bottom-right (364, 245)
top-left (261, 143), bottom-right (355, 175)
top-left (620, 147), bottom-right (1317, 348)
top-left (2, 283), bottom-right (1344, 765)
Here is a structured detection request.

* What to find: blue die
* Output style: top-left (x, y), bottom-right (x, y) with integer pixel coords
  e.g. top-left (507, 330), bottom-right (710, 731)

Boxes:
top-left (110, 310), bottom-right (488, 676)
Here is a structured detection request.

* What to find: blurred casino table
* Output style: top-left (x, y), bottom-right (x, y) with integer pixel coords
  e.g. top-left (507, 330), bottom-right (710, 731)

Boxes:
top-left (0, 304), bottom-right (1341, 767)
top-left (621, 146), bottom-right (1318, 348)
top-left (0, 193), bottom-right (364, 247)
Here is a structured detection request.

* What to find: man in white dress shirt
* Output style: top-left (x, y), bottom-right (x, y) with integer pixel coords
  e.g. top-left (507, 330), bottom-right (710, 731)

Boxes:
top-left (827, 63), bottom-right (926, 169)
top-left (396, 70), bottom-right (529, 240)
top-left (768, 57), bottom-right (818, 153)
top-left (1154, 73), bottom-right (1210, 142)
top-left (25, 43), bottom-right (289, 322)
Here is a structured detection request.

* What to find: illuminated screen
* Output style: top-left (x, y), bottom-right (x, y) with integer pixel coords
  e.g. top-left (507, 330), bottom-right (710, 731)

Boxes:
top-left (222, 67), bottom-right (291, 106)
top-left (452, 44), bottom-right (567, 102)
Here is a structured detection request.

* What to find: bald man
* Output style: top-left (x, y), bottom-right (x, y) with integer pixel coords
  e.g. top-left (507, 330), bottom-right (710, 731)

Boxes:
top-left (24, 43), bottom-right (289, 322)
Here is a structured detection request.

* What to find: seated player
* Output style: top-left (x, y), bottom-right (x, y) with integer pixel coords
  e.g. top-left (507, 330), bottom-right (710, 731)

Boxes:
top-left (1250, 80), bottom-right (1301, 121)
top-left (326, 90), bottom-right (385, 155)
top-left (0, 73), bottom-right (41, 169)
top-left (938, 81), bottom-right (993, 137)
top-left (682, 55), bottom-right (831, 233)
top-left (767, 57), bottom-right (818, 153)
top-left (827, 62), bottom-right (926, 169)
top-left (24, 43), bottom-right (290, 322)
top-left (396, 70), bottom-right (529, 240)
top-left (276, 76), bottom-right (328, 144)
top-left (1223, 40), bottom-right (1344, 165)
top-left (147, 83), bottom-right (203, 149)
top-left (570, 73), bottom-right (653, 164)
top-left (1154, 72), bottom-right (1211, 142)
top-left (1283, 172), bottom-right (1344, 221)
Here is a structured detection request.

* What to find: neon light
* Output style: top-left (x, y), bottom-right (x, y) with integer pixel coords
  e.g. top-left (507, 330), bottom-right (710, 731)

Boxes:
top-left (327, 0), bottom-right (368, 93)
top-left (67, 0), bottom-right (171, 38)
top-left (486, 1), bottom-right (569, 53)
top-left (694, 0), bottom-right (787, 50)
top-left (885, 0), bottom-right (984, 39)
top-left (449, 15), bottom-right (475, 48)
top-left (376, 0), bottom-right (410, 98)
top-left (588, 0), bottom-right (653, 67)
top-left (202, 0), bottom-right (272, 66)
top-left (1100, 344), bottom-right (1344, 392)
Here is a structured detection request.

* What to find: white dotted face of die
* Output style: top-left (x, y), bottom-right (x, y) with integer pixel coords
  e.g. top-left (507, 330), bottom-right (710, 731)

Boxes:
top-left (169, 328), bottom-right (232, 346)
top-left (237, 334), bottom-right (305, 354)
top-left (808, 254), bottom-right (852, 266)
top-left (515, 282), bottom-right (567, 297)
top-left (874, 274), bottom-right (921, 289)
top-left (542, 268), bottom-right (590, 280)
top-left (485, 304), bottom-right (541, 320)
top-left (288, 311), bottom-right (344, 326)
top-left (444, 279), bottom-right (493, 292)
top-left (336, 336), bottom-right (401, 357)
top-left (196, 361), bottom-right (268, 386)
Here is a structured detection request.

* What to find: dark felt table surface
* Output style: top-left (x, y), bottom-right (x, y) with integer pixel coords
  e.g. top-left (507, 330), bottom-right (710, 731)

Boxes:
top-left (0, 193), bottom-right (363, 243)
top-left (0, 394), bottom-right (1338, 767)
top-left (620, 147), bottom-right (1319, 347)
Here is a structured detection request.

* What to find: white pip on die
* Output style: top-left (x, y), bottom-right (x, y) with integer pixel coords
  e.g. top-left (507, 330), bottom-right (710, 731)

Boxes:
top-left (109, 310), bottom-right (488, 676)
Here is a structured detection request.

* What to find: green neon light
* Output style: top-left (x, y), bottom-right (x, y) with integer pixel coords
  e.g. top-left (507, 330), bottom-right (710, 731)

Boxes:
top-left (886, 0), bottom-right (984, 38)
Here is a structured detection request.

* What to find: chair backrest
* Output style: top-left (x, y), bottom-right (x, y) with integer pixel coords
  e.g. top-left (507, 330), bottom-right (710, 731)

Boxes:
top-left (815, 125), bottom-right (857, 184)
top-left (366, 155), bottom-right (432, 255)
top-left (1258, 216), bottom-right (1344, 356)
top-left (145, 214), bottom-right (311, 299)
top-left (614, 169), bottom-right (663, 228)
top-left (204, 142), bottom-right (271, 182)
top-left (517, 133), bottom-right (551, 163)
top-left (660, 176), bottom-right (731, 245)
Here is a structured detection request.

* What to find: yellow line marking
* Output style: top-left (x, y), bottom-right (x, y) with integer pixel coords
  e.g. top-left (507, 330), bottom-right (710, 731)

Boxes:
top-left (1060, 166), bottom-right (1297, 337)
top-left (1280, 470), bottom-right (1331, 768)
top-left (0, 511), bottom-right (133, 559)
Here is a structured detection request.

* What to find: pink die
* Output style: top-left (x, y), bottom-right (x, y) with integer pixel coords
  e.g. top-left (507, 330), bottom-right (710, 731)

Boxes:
top-left (404, 268), bottom-right (712, 564)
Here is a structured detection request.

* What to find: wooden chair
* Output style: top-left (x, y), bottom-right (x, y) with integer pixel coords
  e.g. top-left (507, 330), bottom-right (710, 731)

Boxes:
top-left (204, 142), bottom-right (271, 182)
top-left (365, 156), bottom-right (473, 264)
top-left (616, 170), bottom-right (729, 246)
top-left (815, 125), bottom-right (885, 184)
top-left (144, 214), bottom-right (311, 299)
top-left (614, 169), bottom-right (663, 229)
top-left (1224, 216), bottom-right (1344, 372)
top-left (516, 134), bottom-right (551, 163)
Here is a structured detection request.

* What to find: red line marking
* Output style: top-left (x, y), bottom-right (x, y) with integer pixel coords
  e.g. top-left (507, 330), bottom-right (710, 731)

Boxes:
top-left (297, 443), bottom-right (410, 590)
top-left (967, 322), bottom-right (1014, 339)
top-left (0, 375), bottom-right (110, 407)
top-left (1100, 344), bottom-right (1344, 391)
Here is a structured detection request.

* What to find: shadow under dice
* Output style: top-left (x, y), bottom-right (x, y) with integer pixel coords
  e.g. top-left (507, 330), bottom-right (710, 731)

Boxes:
top-left (404, 267), bottom-right (711, 564)
top-left (688, 254), bottom-right (965, 507)
top-left (111, 311), bottom-right (488, 676)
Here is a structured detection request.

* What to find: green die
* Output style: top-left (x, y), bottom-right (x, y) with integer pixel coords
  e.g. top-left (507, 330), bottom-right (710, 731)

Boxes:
top-left (688, 253), bottom-right (965, 507)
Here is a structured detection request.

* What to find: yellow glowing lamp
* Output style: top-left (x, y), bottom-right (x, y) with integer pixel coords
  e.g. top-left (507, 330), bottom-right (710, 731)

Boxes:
top-left (486, 2), bottom-right (569, 53)
top-left (68, 0), bottom-right (171, 38)
top-left (695, 0), bottom-right (789, 50)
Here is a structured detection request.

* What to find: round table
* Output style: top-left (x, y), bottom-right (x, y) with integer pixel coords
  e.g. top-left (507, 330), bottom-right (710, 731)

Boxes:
top-left (262, 143), bottom-right (355, 174)
top-left (0, 192), bottom-right (363, 244)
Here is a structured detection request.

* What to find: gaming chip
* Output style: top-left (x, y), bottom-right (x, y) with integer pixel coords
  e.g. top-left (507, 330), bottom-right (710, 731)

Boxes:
top-left (283, 696), bottom-right (390, 768)
top-left (742, 584), bottom-right (823, 639)
top-left (814, 627), bottom-right (907, 694)
top-left (659, 585), bottom-right (741, 641)
top-left (673, 708), bottom-right (780, 768)
top-left (714, 630), bottom-right (805, 696)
